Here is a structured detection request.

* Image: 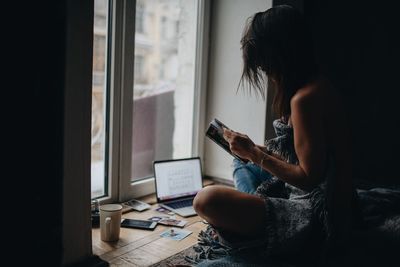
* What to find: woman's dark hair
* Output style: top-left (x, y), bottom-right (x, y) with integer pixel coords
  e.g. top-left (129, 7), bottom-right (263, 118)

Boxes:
top-left (239, 5), bottom-right (317, 119)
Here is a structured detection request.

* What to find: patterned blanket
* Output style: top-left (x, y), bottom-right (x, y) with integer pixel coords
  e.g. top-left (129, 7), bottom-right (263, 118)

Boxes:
top-left (184, 187), bottom-right (400, 267)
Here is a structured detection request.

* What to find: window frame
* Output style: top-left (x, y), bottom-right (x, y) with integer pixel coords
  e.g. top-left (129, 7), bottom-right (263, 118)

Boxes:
top-left (98, 0), bottom-right (210, 203)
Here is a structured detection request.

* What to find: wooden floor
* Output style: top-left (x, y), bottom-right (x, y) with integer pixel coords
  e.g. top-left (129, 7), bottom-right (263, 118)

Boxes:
top-left (92, 181), bottom-right (218, 266)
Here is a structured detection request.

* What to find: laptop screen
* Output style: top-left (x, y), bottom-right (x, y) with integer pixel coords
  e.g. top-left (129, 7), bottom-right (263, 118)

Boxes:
top-left (154, 157), bottom-right (203, 201)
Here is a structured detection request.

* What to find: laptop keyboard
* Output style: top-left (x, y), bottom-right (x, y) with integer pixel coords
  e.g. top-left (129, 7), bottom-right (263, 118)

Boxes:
top-left (166, 198), bottom-right (193, 209)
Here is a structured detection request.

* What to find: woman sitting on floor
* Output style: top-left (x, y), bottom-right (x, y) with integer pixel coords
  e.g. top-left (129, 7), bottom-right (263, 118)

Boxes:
top-left (193, 5), bottom-right (367, 266)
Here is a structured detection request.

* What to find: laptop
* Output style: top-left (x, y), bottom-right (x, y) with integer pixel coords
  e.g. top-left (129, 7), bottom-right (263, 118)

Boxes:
top-left (153, 157), bottom-right (203, 217)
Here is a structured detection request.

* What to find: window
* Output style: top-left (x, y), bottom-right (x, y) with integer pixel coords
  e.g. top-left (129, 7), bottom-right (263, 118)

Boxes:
top-left (175, 21), bottom-right (180, 37)
top-left (161, 16), bottom-right (167, 39)
top-left (136, 1), bottom-right (145, 34)
top-left (134, 55), bottom-right (145, 83)
top-left (91, 0), bottom-right (209, 201)
top-left (131, 0), bottom-right (198, 182)
top-left (91, 0), bottom-right (109, 199)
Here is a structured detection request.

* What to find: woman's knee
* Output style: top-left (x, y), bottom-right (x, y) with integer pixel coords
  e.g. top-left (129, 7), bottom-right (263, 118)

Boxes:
top-left (194, 186), bottom-right (268, 235)
top-left (193, 185), bottom-right (226, 218)
top-left (232, 158), bottom-right (246, 169)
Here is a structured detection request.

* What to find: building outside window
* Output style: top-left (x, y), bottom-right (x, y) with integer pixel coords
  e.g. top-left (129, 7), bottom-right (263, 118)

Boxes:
top-left (136, 1), bottom-right (145, 34)
top-left (134, 55), bottom-right (145, 83)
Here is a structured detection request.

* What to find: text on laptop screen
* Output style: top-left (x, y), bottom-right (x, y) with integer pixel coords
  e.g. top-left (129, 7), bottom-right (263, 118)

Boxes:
top-left (155, 158), bottom-right (203, 201)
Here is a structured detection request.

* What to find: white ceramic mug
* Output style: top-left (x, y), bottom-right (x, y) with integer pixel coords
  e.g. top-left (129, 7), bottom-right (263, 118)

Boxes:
top-left (99, 204), bottom-right (123, 242)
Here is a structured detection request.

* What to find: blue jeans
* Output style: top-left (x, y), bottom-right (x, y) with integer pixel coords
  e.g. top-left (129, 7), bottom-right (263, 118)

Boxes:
top-left (232, 158), bottom-right (273, 194)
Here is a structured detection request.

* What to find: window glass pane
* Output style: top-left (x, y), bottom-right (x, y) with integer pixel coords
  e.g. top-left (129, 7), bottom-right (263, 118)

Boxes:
top-left (91, 0), bottom-right (109, 198)
top-left (132, 0), bottom-right (197, 180)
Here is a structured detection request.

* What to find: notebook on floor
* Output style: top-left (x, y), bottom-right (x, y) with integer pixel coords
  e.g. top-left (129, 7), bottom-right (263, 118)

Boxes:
top-left (153, 157), bottom-right (203, 217)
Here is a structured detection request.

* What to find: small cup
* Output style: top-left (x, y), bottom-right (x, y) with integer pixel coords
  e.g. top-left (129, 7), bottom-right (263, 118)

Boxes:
top-left (99, 204), bottom-right (123, 242)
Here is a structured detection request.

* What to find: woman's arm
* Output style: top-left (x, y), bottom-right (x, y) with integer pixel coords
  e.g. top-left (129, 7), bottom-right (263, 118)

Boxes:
top-left (224, 131), bottom-right (314, 190)
top-left (255, 145), bottom-right (286, 162)
top-left (224, 88), bottom-right (327, 191)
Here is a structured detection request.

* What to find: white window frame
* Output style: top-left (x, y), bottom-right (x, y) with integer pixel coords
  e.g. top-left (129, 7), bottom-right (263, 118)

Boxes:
top-left (99, 0), bottom-right (210, 203)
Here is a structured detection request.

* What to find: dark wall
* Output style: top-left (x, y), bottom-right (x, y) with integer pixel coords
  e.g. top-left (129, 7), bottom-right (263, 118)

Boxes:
top-left (276, 1), bottom-right (400, 187)
top-left (306, 1), bottom-right (400, 187)
top-left (4, 1), bottom-right (65, 265)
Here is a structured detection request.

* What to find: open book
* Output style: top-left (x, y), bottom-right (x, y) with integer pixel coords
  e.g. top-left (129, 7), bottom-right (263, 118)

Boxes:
top-left (205, 118), bottom-right (248, 163)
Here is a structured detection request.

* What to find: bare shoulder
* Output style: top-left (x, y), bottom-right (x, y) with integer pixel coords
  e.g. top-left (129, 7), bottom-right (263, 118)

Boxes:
top-left (290, 79), bottom-right (324, 111)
